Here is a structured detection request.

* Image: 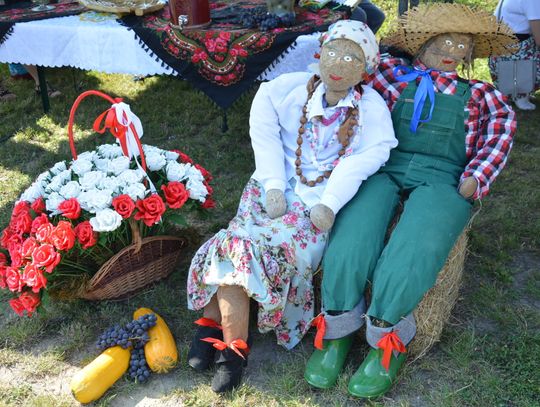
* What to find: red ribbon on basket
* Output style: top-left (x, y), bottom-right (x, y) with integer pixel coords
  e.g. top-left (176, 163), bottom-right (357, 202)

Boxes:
top-left (67, 90), bottom-right (147, 171)
top-left (200, 338), bottom-right (250, 359)
top-left (376, 331), bottom-right (406, 371)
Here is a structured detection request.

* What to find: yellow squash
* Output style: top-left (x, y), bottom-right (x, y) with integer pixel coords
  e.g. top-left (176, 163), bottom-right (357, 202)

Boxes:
top-left (133, 307), bottom-right (178, 373)
top-left (70, 345), bottom-right (130, 404)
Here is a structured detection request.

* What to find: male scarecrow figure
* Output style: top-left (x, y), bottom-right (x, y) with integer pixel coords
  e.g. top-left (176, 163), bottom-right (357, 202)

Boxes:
top-left (304, 3), bottom-right (518, 399)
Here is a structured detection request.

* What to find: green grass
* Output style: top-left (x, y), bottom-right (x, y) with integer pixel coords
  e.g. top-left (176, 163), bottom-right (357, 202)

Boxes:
top-left (1, 0), bottom-right (539, 405)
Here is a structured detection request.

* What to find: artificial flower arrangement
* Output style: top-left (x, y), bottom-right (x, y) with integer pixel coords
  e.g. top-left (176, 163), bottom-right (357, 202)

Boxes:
top-left (0, 91), bottom-right (215, 317)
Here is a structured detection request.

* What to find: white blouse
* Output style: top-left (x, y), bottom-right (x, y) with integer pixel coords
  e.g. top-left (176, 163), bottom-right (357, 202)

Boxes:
top-left (495, 0), bottom-right (540, 34)
top-left (250, 71), bottom-right (397, 214)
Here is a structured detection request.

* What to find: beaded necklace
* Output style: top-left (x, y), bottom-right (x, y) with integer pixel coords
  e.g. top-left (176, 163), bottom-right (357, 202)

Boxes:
top-left (295, 76), bottom-right (359, 187)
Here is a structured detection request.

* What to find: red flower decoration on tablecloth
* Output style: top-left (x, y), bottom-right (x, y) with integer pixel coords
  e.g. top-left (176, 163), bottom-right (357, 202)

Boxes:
top-left (31, 198), bottom-right (46, 214)
top-left (74, 221), bottom-right (98, 249)
top-left (112, 195), bottom-right (136, 219)
top-left (58, 198), bottom-right (81, 220)
top-left (161, 182), bottom-right (189, 209)
top-left (192, 48), bottom-right (208, 63)
top-left (50, 221), bottom-right (76, 252)
top-left (135, 194), bottom-right (166, 226)
top-left (32, 244), bottom-right (61, 273)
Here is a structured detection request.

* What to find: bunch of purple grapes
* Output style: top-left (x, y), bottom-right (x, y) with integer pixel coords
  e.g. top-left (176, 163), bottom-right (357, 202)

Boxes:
top-left (240, 8), bottom-right (296, 31)
top-left (95, 313), bottom-right (158, 383)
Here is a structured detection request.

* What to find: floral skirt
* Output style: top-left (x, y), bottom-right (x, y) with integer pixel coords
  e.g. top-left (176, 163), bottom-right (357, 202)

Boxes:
top-left (489, 37), bottom-right (540, 94)
top-left (187, 178), bottom-right (327, 349)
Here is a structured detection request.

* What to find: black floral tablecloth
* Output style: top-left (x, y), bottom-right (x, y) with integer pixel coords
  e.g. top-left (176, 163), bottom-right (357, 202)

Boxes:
top-left (120, 0), bottom-right (349, 108)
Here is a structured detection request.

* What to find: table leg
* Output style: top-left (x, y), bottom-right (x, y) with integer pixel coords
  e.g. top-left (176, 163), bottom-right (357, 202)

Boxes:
top-left (37, 66), bottom-right (50, 113)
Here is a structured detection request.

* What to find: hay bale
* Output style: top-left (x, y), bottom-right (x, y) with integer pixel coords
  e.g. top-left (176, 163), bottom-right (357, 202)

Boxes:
top-left (407, 230), bottom-right (468, 360)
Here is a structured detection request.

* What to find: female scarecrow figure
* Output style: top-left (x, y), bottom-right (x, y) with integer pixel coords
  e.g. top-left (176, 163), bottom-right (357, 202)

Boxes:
top-left (186, 20), bottom-right (397, 393)
top-left (305, 3), bottom-right (518, 399)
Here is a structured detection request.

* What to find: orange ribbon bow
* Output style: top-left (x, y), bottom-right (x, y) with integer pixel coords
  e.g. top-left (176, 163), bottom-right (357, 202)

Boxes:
top-left (376, 331), bottom-right (406, 371)
top-left (311, 314), bottom-right (326, 350)
top-left (194, 317), bottom-right (223, 330)
top-left (201, 338), bottom-right (250, 360)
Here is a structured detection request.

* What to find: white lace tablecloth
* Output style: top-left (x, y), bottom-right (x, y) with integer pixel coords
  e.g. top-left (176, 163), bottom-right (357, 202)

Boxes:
top-left (0, 11), bottom-right (322, 80)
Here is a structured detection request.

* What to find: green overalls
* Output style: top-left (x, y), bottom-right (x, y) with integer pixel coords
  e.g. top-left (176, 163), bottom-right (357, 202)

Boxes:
top-left (322, 81), bottom-right (473, 325)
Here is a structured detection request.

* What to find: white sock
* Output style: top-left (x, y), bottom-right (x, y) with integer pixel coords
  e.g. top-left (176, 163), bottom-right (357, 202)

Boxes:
top-left (514, 95), bottom-right (536, 111)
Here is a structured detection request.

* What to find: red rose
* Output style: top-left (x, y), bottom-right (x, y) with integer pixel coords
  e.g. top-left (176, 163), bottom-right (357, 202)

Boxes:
top-left (1, 229), bottom-right (22, 252)
top-left (0, 265), bottom-right (7, 289)
top-left (8, 244), bottom-right (22, 268)
top-left (31, 198), bottom-right (46, 214)
top-left (203, 181), bottom-right (213, 196)
top-left (11, 212), bottom-right (32, 235)
top-left (74, 221), bottom-right (98, 249)
top-left (58, 198), bottom-right (81, 220)
top-left (161, 182), bottom-right (189, 209)
top-left (31, 214), bottom-right (50, 234)
top-left (50, 221), bottom-right (75, 251)
top-left (18, 291), bottom-right (40, 316)
top-left (32, 244), bottom-right (61, 273)
top-left (12, 201), bottom-right (30, 218)
top-left (112, 195), bottom-right (136, 219)
top-left (35, 223), bottom-right (54, 243)
top-left (195, 164), bottom-right (213, 181)
top-left (6, 266), bottom-right (23, 292)
top-left (21, 237), bottom-right (38, 258)
top-left (202, 197), bottom-right (216, 209)
top-left (172, 150), bottom-right (194, 164)
top-left (0, 252), bottom-right (6, 266)
top-left (9, 298), bottom-right (25, 317)
top-left (135, 194), bottom-right (166, 226)
top-left (23, 264), bottom-right (47, 293)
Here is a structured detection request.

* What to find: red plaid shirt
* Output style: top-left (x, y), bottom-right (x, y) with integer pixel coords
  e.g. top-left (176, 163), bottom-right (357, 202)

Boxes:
top-left (367, 57), bottom-right (517, 200)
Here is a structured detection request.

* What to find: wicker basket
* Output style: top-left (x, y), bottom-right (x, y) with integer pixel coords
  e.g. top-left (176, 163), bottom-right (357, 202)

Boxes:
top-left (67, 90), bottom-right (187, 301)
top-left (78, 228), bottom-right (186, 301)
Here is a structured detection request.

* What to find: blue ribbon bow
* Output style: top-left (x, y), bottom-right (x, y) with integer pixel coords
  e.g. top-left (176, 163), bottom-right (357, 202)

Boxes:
top-left (393, 65), bottom-right (438, 133)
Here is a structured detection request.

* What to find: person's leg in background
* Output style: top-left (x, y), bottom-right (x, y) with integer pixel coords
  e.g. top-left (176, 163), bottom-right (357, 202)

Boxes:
top-left (358, 0), bottom-right (385, 34)
top-left (24, 65), bottom-right (61, 98)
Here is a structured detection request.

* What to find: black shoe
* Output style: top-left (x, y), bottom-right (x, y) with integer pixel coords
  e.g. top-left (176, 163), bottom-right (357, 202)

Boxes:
top-left (212, 346), bottom-right (249, 393)
top-left (187, 324), bottom-right (223, 371)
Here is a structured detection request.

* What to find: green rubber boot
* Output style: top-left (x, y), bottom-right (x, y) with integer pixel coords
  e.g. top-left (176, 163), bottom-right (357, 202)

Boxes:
top-left (304, 335), bottom-right (354, 389)
top-left (348, 348), bottom-right (407, 398)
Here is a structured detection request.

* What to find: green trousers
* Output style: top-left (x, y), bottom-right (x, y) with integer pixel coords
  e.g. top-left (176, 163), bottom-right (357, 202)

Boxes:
top-left (322, 81), bottom-right (473, 325)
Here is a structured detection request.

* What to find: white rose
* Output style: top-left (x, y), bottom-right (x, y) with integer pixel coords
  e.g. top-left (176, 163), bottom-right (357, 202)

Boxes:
top-left (59, 181), bottom-right (81, 199)
top-left (98, 144), bottom-right (123, 159)
top-left (118, 169), bottom-right (144, 185)
top-left (79, 171), bottom-right (106, 190)
top-left (58, 169), bottom-right (73, 184)
top-left (50, 161), bottom-right (67, 176)
top-left (146, 151), bottom-right (166, 171)
top-left (45, 174), bottom-right (66, 194)
top-left (164, 151), bottom-right (179, 161)
top-left (45, 192), bottom-right (64, 214)
top-left (166, 161), bottom-right (190, 182)
top-left (98, 176), bottom-right (123, 193)
top-left (122, 183), bottom-right (147, 201)
top-left (110, 156), bottom-right (131, 176)
top-left (93, 158), bottom-right (111, 174)
top-left (77, 150), bottom-right (96, 161)
top-left (89, 209), bottom-right (122, 232)
top-left (78, 189), bottom-right (112, 213)
top-left (19, 183), bottom-right (43, 204)
top-left (71, 158), bottom-right (93, 176)
top-left (187, 178), bottom-right (208, 202)
top-left (143, 145), bottom-right (162, 155)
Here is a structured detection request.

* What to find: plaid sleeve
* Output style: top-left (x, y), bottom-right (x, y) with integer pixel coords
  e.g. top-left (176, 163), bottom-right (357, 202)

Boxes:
top-left (366, 57), bottom-right (408, 110)
top-left (462, 81), bottom-right (516, 200)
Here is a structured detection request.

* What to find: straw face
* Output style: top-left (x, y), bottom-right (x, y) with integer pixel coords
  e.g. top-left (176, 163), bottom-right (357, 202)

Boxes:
top-left (384, 3), bottom-right (518, 59)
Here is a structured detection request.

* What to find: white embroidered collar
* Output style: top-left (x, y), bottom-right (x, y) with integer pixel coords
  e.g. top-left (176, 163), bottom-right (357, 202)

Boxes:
top-left (306, 82), bottom-right (360, 121)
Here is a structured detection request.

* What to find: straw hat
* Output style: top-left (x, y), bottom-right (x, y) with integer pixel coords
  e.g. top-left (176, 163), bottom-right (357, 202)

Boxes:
top-left (383, 3), bottom-right (518, 59)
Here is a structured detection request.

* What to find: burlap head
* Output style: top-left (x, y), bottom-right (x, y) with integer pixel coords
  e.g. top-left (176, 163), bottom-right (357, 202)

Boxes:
top-left (383, 3), bottom-right (518, 59)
